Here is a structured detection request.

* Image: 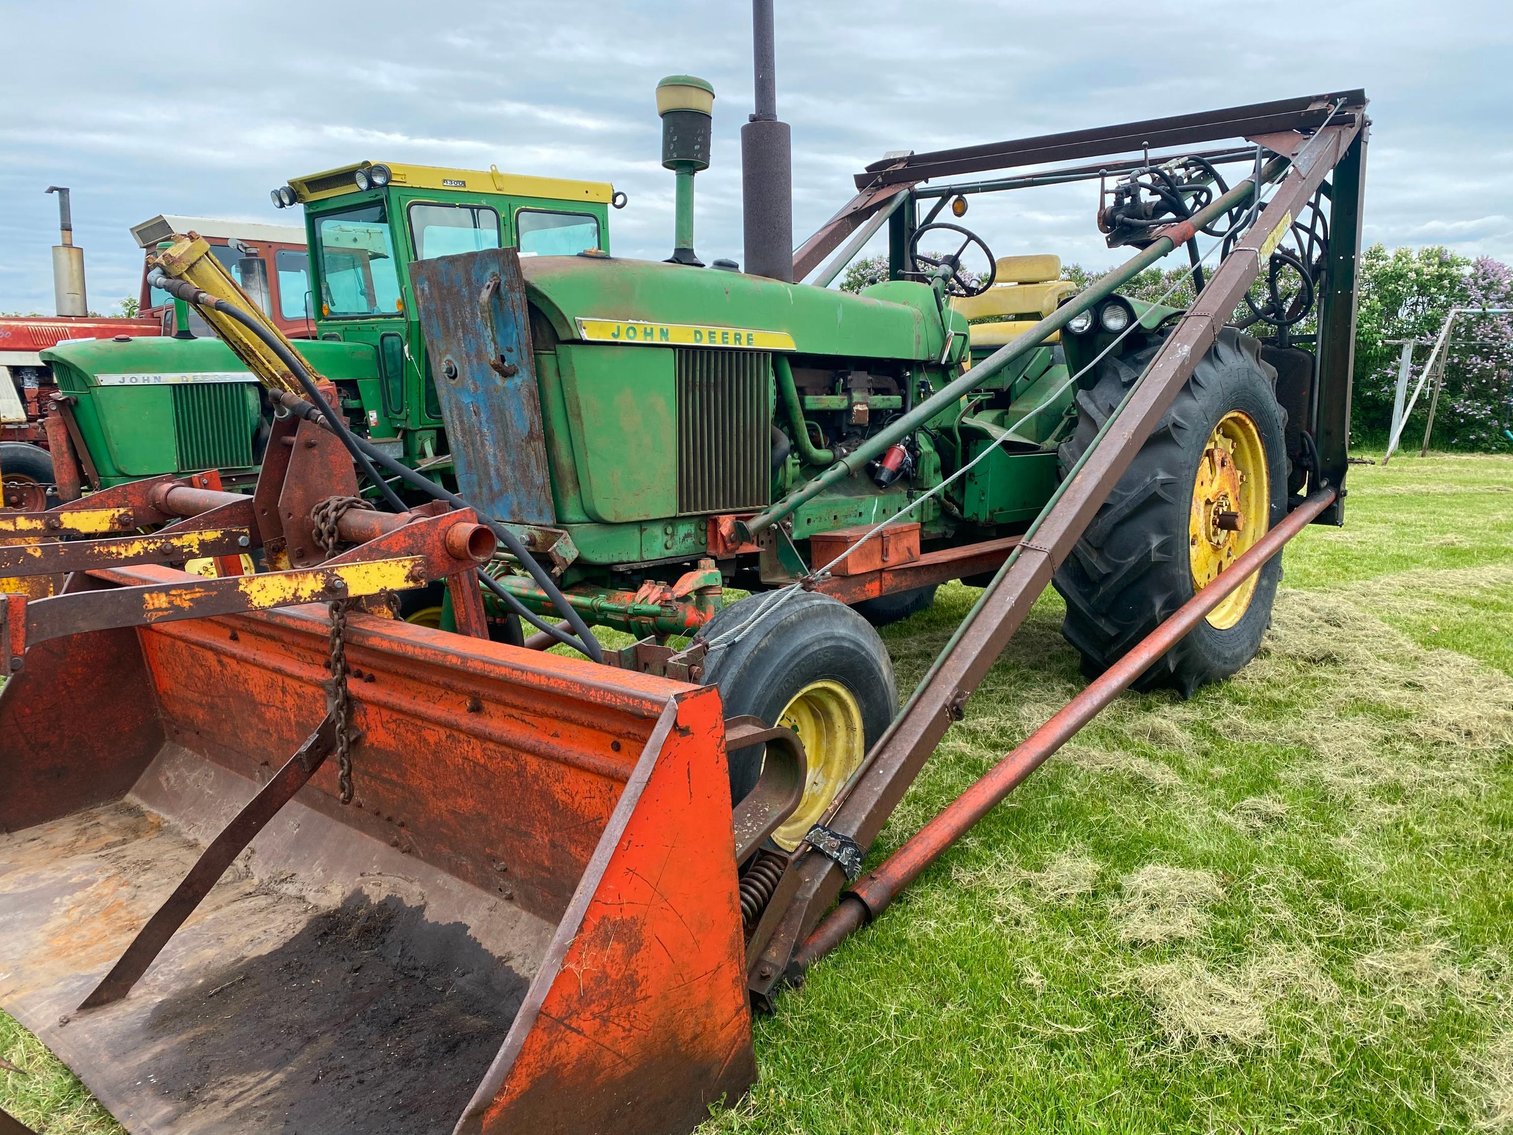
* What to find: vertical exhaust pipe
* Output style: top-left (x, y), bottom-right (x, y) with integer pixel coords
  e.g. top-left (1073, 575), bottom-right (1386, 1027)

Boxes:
top-left (46, 186), bottom-right (88, 317)
top-left (742, 0), bottom-right (793, 281)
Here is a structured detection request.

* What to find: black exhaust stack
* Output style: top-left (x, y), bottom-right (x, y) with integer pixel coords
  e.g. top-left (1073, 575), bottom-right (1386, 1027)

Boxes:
top-left (742, 0), bottom-right (793, 282)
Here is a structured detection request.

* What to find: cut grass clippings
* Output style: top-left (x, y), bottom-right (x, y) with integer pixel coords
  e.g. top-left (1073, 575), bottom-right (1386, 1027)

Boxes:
top-left (4, 453), bottom-right (1512, 1134)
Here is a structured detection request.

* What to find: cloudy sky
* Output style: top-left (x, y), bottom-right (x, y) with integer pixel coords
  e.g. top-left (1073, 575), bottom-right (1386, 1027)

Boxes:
top-left (1, 0), bottom-right (1507, 315)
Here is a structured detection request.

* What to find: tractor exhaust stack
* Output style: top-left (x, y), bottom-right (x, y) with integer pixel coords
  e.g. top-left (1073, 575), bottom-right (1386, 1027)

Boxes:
top-left (741, 0), bottom-right (793, 281)
top-left (45, 185), bottom-right (88, 317)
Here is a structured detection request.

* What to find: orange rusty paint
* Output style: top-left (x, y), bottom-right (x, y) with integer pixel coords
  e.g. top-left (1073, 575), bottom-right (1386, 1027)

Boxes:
top-left (707, 515), bottom-right (759, 558)
top-left (813, 534), bottom-right (1022, 604)
top-left (466, 688), bottom-right (755, 1135)
top-left (809, 522), bottom-right (921, 578)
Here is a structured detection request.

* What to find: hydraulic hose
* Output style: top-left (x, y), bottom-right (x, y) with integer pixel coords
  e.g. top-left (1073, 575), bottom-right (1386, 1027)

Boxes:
top-left (148, 269), bottom-right (603, 660)
top-left (262, 387), bottom-right (595, 648)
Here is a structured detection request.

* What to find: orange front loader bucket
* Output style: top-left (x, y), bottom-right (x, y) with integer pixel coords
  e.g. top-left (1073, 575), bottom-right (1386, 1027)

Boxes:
top-left (0, 565), bottom-right (755, 1134)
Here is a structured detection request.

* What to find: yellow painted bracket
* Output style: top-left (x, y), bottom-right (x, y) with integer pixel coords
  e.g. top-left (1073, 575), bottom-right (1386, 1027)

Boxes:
top-left (0, 506), bottom-right (156, 538)
top-left (0, 527), bottom-right (252, 578)
top-left (11, 557), bottom-right (425, 671)
top-left (152, 234), bottom-right (320, 397)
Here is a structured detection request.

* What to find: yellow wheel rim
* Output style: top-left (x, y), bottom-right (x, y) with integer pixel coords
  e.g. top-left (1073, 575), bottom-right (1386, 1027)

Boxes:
top-left (1189, 410), bottom-right (1269, 630)
top-left (771, 679), bottom-right (866, 851)
top-left (405, 605), bottom-right (446, 629)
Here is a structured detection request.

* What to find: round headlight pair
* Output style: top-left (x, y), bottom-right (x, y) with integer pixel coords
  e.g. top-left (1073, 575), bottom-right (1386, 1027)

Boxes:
top-left (1067, 298), bottom-right (1137, 336)
top-left (269, 185), bottom-right (298, 209)
top-left (353, 164), bottom-right (393, 191)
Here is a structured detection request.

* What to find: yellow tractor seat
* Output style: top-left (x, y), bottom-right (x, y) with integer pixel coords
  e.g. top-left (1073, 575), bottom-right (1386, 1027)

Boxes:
top-left (966, 319), bottom-right (1055, 349)
top-left (952, 255), bottom-right (1077, 323)
top-left (954, 254), bottom-right (1076, 348)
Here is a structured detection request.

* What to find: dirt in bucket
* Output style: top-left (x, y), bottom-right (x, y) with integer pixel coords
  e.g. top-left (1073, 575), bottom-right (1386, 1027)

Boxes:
top-left (144, 891), bottom-right (530, 1135)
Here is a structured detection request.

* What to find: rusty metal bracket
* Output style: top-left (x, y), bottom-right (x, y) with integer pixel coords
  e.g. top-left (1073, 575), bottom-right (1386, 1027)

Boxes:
top-left (0, 527), bottom-right (253, 578)
top-left (9, 509), bottom-right (493, 669)
top-left (726, 717), bottom-right (807, 865)
top-left (605, 637), bottom-right (709, 682)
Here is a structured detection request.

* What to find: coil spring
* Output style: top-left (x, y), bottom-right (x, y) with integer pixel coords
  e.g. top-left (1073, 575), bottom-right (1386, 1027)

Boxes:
top-left (738, 849), bottom-right (788, 930)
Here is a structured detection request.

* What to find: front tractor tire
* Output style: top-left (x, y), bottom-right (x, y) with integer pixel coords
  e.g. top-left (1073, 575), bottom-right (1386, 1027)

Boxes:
top-left (697, 590), bottom-right (896, 850)
top-left (1052, 328), bottom-right (1288, 696)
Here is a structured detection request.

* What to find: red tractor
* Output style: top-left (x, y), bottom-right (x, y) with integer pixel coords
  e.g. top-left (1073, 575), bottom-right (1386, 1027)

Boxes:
top-left (0, 189), bottom-right (307, 506)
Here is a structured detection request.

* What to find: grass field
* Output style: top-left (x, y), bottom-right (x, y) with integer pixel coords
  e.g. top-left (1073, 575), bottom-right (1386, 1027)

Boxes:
top-left (4, 453), bottom-right (1511, 1133)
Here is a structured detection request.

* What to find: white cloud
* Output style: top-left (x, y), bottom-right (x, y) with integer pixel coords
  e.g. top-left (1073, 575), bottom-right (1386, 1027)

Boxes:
top-left (1, 0), bottom-right (1510, 312)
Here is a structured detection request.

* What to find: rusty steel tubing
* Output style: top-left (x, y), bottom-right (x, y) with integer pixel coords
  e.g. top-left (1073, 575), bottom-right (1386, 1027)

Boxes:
top-left (793, 487), bottom-right (1337, 971)
top-left (148, 481), bottom-right (493, 556)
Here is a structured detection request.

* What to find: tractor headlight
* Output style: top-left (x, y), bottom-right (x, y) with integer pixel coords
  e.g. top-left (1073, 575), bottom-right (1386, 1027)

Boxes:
top-left (354, 170), bottom-right (372, 191)
top-left (1067, 309), bottom-right (1095, 335)
top-left (369, 164), bottom-right (393, 187)
top-left (271, 186), bottom-right (298, 209)
top-left (1099, 300), bottom-right (1134, 334)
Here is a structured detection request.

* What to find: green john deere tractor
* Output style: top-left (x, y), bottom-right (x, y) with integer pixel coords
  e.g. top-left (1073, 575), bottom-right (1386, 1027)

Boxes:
top-left (38, 160), bottom-right (621, 494)
top-left (147, 75), bottom-right (1358, 848)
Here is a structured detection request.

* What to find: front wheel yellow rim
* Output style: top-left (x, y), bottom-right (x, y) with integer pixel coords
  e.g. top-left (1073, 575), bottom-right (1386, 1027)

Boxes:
top-left (405, 605), bottom-right (446, 629)
top-left (771, 679), bottom-right (866, 850)
top-left (1189, 409), bottom-right (1269, 630)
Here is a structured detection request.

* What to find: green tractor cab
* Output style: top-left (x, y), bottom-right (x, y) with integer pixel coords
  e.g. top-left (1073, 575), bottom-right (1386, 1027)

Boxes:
top-left (40, 160), bottom-right (618, 492)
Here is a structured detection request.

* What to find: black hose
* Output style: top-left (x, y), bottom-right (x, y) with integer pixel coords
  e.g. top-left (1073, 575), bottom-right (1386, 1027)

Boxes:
top-left (153, 269), bottom-right (410, 515)
top-left (259, 389), bottom-right (582, 645)
top-left (149, 269), bottom-right (603, 660)
top-left (335, 432), bottom-right (603, 660)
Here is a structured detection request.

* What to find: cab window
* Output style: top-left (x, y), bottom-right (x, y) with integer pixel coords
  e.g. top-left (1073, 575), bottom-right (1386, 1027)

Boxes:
top-left (409, 203), bottom-right (502, 260)
top-left (316, 202), bottom-right (403, 317)
top-left (517, 210), bottom-right (601, 256)
top-left (276, 250), bottom-right (312, 321)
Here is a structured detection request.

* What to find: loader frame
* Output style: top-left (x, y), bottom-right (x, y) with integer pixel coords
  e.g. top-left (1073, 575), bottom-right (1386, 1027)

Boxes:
top-left (743, 89), bottom-right (1368, 1000)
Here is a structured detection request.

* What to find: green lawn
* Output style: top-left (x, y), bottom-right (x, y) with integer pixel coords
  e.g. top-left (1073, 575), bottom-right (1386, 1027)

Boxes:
top-left (5, 454), bottom-right (1511, 1133)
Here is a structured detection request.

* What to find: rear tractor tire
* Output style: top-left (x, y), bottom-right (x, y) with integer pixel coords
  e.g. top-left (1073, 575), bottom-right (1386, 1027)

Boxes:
top-left (850, 584), bottom-right (938, 628)
top-left (1052, 328), bottom-right (1288, 696)
top-left (697, 590), bottom-right (896, 850)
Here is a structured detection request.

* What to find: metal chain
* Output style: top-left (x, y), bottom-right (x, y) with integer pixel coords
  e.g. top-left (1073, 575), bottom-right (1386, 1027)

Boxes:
top-left (310, 494), bottom-right (375, 804)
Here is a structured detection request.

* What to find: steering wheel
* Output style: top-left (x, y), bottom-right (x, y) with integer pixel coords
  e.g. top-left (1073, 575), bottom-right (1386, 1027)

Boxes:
top-left (1240, 248), bottom-right (1316, 329)
top-left (907, 222), bottom-right (997, 298)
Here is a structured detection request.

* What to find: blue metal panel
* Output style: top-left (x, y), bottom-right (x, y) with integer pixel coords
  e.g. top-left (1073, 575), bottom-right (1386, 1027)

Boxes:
top-left (411, 249), bottom-right (556, 525)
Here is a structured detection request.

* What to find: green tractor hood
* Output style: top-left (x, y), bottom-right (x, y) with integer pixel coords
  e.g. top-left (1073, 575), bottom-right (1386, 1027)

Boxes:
top-left (521, 256), bottom-right (966, 363)
top-left (43, 336), bottom-right (376, 486)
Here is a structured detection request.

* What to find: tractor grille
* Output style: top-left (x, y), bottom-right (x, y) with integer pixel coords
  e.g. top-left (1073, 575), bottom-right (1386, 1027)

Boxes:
top-left (172, 382), bottom-right (256, 471)
top-left (676, 348), bottom-right (771, 514)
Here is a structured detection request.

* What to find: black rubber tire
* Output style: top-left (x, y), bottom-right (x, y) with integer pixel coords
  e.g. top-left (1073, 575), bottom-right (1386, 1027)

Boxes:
top-left (697, 589), bottom-right (897, 802)
top-left (1052, 328), bottom-right (1288, 696)
top-left (850, 584), bottom-right (938, 627)
top-left (0, 442), bottom-right (55, 488)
